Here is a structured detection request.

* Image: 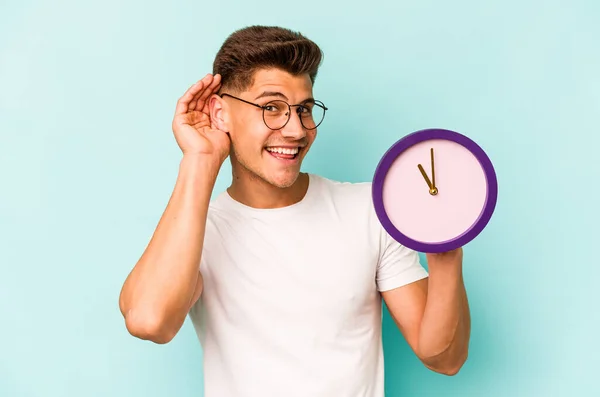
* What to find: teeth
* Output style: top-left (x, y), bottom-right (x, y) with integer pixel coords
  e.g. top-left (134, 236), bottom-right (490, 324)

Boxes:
top-left (266, 147), bottom-right (299, 155)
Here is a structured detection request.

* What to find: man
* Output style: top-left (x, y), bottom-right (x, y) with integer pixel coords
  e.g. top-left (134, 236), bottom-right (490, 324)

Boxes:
top-left (119, 25), bottom-right (470, 397)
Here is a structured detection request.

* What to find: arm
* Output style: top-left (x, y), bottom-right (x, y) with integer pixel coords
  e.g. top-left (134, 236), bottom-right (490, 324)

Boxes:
top-left (119, 156), bottom-right (219, 344)
top-left (119, 73), bottom-right (229, 344)
top-left (382, 248), bottom-right (470, 375)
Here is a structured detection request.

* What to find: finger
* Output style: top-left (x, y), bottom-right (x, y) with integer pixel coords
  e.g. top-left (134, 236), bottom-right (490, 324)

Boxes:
top-left (175, 74), bottom-right (213, 114)
top-left (190, 74), bottom-right (218, 113)
top-left (200, 75), bottom-right (222, 114)
top-left (189, 74), bottom-right (216, 111)
top-left (201, 86), bottom-right (221, 115)
top-left (175, 78), bottom-right (207, 115)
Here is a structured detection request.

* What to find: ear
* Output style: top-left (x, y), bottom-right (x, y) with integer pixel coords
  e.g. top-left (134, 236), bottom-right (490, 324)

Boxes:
top-left (209, 94), bottom-right (229, 132)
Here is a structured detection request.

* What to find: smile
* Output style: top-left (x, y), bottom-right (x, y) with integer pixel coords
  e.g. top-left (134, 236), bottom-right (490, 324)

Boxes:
top-left (265, 146), bottom-right (301, 161)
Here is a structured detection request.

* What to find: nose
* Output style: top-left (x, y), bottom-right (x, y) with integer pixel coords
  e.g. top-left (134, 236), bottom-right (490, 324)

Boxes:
top-left (280, 109), bottom-right (307, 140)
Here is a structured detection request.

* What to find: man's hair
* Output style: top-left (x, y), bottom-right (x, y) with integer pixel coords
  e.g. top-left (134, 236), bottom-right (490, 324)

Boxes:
top-left (213, 25), bottom-right (323, 93)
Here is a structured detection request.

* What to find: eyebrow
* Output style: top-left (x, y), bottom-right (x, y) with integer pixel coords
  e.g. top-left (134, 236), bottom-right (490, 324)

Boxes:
top-left (254, 91), bottom-right (315, 104)
top-left (255, 91), bottom-right (288, 101)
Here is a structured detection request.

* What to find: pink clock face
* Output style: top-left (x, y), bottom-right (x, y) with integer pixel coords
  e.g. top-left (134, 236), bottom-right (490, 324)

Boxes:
top-left (382, 139), bottom-right (487, 244)
top-left (372, 129), bottom-right (497, 253)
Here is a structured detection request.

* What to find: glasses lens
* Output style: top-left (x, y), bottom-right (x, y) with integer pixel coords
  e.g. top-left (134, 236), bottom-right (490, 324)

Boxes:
top-left (299, 101), bottom-right (326, 130)
top-left (262, 100), bottom-right (327, 130)
top-left (263, 100), bottom-right (290, 130)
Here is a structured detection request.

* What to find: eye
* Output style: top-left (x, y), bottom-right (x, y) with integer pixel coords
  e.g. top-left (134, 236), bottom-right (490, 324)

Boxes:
top-left (297, 105), bottom-right (312, 115)
top-left (263, 101), bottom-right (286, 113)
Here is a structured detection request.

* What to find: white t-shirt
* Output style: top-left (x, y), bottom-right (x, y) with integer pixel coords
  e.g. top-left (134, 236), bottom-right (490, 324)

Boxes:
top-left (189, 173), bottom-right (428, 397)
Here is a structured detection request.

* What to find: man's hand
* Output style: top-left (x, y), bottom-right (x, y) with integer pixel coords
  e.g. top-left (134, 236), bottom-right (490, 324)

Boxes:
top-left (172, 73), bottom-right (230, 164)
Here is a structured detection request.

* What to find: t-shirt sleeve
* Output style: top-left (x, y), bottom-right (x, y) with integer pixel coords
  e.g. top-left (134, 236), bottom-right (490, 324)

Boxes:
top-left (376, 228), bottom-right (429, 292)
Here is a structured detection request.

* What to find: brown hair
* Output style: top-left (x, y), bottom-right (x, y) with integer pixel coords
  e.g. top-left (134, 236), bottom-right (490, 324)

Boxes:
top-left (213, 25), bottom-right (324, 93)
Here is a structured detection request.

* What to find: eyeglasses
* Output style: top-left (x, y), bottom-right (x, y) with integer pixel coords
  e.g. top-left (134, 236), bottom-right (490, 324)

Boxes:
top-left (220, 93), bottom-right (328, 131)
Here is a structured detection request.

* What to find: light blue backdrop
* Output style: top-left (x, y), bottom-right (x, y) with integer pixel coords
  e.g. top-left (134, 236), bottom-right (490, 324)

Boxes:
top-left (1, 0), bottom-right (598, 396)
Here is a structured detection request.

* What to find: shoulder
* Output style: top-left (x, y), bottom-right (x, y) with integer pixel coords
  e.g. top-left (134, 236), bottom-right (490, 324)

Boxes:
top-left (310, 173), bottom-right (373, 204)
top-left (309, 174), bottom-right (380, 225)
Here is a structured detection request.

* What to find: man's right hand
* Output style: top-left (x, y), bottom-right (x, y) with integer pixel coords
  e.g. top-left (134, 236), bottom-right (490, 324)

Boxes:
top-left (172, 73), bottom-right (230, 164)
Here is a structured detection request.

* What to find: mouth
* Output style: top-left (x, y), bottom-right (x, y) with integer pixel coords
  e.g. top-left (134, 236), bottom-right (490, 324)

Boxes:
top-left (264, 146), bottom-right (302, 162)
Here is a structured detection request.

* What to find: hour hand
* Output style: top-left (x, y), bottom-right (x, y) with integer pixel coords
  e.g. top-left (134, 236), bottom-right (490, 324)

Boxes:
top-left (418, 164), bottom-right (433, 189)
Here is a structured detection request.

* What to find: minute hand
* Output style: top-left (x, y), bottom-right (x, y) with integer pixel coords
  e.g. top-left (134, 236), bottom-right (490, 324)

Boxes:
top-left (430, 147), bottom-right (436, 189)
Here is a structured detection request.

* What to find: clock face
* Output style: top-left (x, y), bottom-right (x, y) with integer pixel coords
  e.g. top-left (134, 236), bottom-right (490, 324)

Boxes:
top-left (372, 129), bottom-right (498, 253)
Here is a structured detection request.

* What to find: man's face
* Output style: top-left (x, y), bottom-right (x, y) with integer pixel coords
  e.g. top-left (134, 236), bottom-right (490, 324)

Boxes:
top-left (223, 68), bottom-right (318, 189)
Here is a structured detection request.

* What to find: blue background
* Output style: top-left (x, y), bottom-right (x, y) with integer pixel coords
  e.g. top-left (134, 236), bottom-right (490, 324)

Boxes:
top-left (1, 0), bottom-right (598, 396)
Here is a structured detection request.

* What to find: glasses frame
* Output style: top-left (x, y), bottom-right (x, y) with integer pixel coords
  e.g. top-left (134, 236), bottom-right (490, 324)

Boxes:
top-left (219, 93), bottom-right (328, 131)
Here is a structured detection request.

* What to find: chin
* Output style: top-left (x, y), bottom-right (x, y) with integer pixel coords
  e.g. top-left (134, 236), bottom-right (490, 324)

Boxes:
top-left (263, 169), bottom-right (301, 189)
top-left (234, 147), bottom-right (308, 189)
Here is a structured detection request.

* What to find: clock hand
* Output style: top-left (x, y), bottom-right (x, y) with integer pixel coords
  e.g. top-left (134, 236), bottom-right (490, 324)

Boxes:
top-left (430, 148), bottom-right (436, 190)
top-left (418, 164), bottom-right (433, 189)
top-left (418, 159), bottom-right (438, 196)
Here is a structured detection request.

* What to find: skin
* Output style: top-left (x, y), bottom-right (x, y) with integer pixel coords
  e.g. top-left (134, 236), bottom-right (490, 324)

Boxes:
top-left (119, 68), bottom-right (470, 376)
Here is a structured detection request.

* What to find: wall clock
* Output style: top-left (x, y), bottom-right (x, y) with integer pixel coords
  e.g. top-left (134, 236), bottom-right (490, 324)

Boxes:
top-left (372, 128), bottom-right (498, 253)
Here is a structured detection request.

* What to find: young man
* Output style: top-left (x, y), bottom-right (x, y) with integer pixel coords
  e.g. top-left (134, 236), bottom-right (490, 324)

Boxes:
top-left (119, 25), bottom-right (470, 397)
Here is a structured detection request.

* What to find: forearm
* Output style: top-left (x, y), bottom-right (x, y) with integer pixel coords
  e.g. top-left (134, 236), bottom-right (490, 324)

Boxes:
top-left (418, 252), bottom-right (470, 373)
top-left (119, 155), bottom-right (219, 342)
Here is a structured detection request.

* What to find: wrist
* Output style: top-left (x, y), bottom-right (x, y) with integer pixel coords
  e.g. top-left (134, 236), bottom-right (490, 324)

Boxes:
top-left (179, 154), bottom-right (222, 183)
top-left (426, 248), bottom-right (463, 273)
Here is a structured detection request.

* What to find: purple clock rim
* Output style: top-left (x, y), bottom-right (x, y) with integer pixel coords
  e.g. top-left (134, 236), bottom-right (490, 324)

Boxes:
top-left (371, 128), bottom-right (498, 253)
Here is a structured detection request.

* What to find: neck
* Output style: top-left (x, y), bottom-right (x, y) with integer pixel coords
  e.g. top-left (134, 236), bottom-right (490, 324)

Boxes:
top-left (227, 167), bottom-right (310, 209)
